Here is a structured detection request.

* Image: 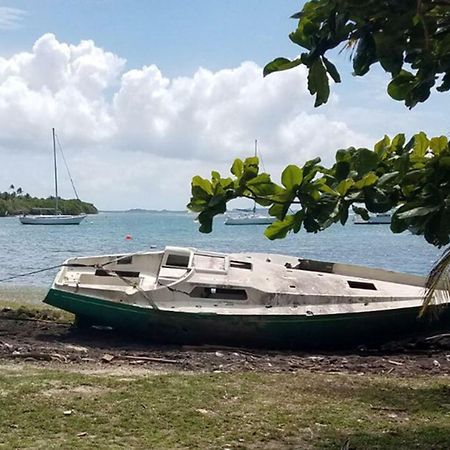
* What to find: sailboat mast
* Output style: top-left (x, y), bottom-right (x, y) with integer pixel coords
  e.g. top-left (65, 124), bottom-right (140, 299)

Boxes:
top-left (52, 128), bottom-right (59, 214)
top-left (253, 139), bottom-right (257, 214)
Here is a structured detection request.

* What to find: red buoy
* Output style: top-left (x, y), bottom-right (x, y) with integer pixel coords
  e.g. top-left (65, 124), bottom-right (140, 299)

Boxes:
top-left (125, 234), bottom-right (132, 240)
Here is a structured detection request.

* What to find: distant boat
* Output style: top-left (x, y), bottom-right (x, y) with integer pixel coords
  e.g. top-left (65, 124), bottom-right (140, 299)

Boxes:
top-left (19, 129), bottom-right (86, 225)
top-left (225, 214), bottom-right (275, 225)
top-left (225, 140), bottom-right (274, 226)
top-left (353, 213), bottom-right (391, 225)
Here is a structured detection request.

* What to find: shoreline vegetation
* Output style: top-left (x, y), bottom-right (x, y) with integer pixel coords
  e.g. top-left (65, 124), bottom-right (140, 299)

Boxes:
top-left (0, 188), bottom-right (97, 216)
top-left (1, 299), bottom-right (450, 448)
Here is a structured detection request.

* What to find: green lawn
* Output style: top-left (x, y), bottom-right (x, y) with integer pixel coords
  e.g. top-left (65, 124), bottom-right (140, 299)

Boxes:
top-left (0, 366), bottom-right (449, 449)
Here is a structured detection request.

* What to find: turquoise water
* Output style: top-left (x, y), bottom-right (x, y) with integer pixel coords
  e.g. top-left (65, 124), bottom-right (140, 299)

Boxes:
top-left (0, 211), bottom-right (444, 287)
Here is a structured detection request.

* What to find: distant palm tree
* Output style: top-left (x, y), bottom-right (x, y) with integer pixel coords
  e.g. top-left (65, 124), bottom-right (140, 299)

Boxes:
top-left (9, 184), bottom-right (14, 191)
top-left (16, 187), bottom-right (23, 195)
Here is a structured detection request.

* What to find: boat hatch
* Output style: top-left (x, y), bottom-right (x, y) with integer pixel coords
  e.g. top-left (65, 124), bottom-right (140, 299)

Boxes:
top-left (189, 286), bottom-right (247, 300)
top-left (347, 280), bottom-right (377, 290)
top-left (158, 247), bottom-right (193, 285)
top-left (193, 253), bottom-right (227, 273)
top-left (162, 247), bottom-right (193, 268)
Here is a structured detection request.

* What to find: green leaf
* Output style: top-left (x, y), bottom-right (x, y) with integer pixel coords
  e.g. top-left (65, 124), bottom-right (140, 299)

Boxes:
top-left (353, 33), bottom-right (377, 76)
top-left (264, 215), bottom-right (296, 240)
top-left (364, 187), bottom-right (392, 213)
top-left (323, 57), bottom-right (341, 83)
top-left (354, 173), bottom-right (378, 189)
top-left (352, 206), bottom-right (369, 221)
top-left (191, 176), bottom-right (213, 198)
top-left (263, 58), bottom-right (302, 77)
top-left (373, 32), bottom-right (404, 75)
top-left (396, 205), bottom-right (440, 220)
top-left (307, 58), bottom-right (330, 107)
top-left (230, 159), bottom-right (244, 177)
top-left (429, 136), bottom-right (448, 155)
top-left (412, 132), bottom-right (429, 158)
top-left (335, 179), bottom-right (354, 196)
top-left (387, 70), bottom-right (414, 101)
top-left (377, 171), bottom-right (399, 186)
top-left (391, 133), bottom-right (406, 152)
top-left (374, 135), bottom-right (390, 158)
top-left (353, 149), bottom-right (379, 176)
top-left (281, 165), bottom-right (303, 190)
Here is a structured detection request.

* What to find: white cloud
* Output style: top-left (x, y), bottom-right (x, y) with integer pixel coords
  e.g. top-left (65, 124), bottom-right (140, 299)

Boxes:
top-left (0, 34), bottom-right (375, 209)
top-left (0, 7), bottom-right (26, 30)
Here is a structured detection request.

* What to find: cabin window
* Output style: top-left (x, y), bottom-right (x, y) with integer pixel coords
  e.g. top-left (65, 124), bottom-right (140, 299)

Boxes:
top-left (95, 269), bottom-right (140, 278)
top-left (347, 280), bottom-right (377, 290)
top-left (189, 286), bottom-right (247, 300)
top-left (230, 260), bottom-right (252, 270)
top-left (165, 253), bottom-right (190, 267)
top-left (117, 255), bottom-right (133, 265)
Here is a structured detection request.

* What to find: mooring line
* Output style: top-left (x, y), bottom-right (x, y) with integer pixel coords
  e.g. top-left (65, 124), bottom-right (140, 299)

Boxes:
top-left (0, 264), bottom-right (66, 283)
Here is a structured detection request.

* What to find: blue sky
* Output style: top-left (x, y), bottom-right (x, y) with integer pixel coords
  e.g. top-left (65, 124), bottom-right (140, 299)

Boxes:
top-left (1, 0), bottom-right (298, 76)
top-left (0, 1), bottom-right (448, 209)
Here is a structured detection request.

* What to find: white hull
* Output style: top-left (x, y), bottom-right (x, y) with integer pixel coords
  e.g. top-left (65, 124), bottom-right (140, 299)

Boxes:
top-left (19, 214), bottom-right (86, 225)
top-left (48, 246), bottom-right (437, 316)
top-left (225, 215), bottom-right (275, 225)
top-left (44, 246), bottom-right (450, 347)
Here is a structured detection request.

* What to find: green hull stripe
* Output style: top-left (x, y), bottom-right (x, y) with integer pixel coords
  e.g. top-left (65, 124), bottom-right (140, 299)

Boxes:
top-left (44, 288), bottom-right (450, 348)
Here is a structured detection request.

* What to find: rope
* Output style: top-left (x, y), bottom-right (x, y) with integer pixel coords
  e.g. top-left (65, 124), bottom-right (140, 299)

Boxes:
top-left (0, 264), bottom-right (65, 283)
top-left (54, 132), bottom-right (81, 201)
top-left (0, 252), bottom-right (150, 284)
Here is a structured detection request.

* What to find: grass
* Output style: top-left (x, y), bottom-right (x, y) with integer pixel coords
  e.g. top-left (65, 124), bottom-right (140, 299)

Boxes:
top-left (0, 295), bottom-right (73, 322)
top-left (0, 367), bottom-right (449, 449)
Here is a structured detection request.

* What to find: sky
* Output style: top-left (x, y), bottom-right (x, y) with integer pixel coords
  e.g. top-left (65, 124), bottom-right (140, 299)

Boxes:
top-left (0, 1), bottom-right (448, 210)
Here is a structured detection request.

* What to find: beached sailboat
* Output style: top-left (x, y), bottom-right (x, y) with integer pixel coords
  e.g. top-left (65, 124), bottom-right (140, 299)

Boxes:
top-left (44, 246), bottom-right (450, 348)
top-left (225, 140), bottom-right (275, 226)
top-left (19, 129), bottom-right (86, 225)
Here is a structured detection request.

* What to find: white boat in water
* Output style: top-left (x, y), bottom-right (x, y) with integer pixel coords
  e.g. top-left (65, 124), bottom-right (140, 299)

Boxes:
top-left (19, 128), bottom-right (86, 225)
top-left (44, 245), bottom-right (450, 348)
top-left (353, 213), bottom-right (391, 224)
top-left (20, 214), bottom-right (86, 225)
top-left (225, 213), bottom-right (275, 225)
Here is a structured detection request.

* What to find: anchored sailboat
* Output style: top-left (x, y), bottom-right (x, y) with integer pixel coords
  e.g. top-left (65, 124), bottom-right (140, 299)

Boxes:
top-left (19, 129), bottom-right (86, 225)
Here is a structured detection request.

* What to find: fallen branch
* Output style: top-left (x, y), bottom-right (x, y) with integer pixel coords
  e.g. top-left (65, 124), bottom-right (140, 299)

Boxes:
top-left (425, 333), bottom-right (450, 341)
top-left (118, 355), bottom-right (179, 364)
top-left (11, 352), bottom-right (68, 362)
top-left (181, 344), bottom-right (262, 358)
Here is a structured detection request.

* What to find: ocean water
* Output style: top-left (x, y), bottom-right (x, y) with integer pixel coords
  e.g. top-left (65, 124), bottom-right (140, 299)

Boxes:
top-left (0, 211), bottom-right (444, 288)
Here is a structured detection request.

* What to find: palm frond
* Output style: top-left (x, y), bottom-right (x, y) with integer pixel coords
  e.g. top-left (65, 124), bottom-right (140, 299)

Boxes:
top-left (420, 246), bottom-right (450, 317)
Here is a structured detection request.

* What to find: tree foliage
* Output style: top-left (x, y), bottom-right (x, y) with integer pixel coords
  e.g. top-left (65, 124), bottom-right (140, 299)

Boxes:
top-left (0, 189), bottom-right (98, 216)
top-left (188, 0), bottom-right (450, 250)
top-left (264, 0), bottom-right (450, 108)
top-left (188, 132), bottom-right (450, 247)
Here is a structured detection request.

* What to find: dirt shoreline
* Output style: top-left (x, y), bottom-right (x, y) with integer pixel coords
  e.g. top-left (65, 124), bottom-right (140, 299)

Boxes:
top-left (1, 307), bottom-right (450, 376)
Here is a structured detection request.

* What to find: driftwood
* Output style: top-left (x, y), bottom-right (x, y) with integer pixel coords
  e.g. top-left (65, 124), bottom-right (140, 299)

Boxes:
top-left (11, 352), bottom-right (68, 362)
top-left (181, 344), bottom-right (261, 358)
top-left (425, 333), bottom-right (450, 341)
top-left (118, 355), bottom-right (178, 364)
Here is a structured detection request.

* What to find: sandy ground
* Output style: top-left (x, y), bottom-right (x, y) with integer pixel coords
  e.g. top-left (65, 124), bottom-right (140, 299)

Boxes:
top-left (1, 306), bottom-right (450, 376)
